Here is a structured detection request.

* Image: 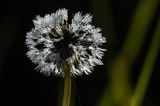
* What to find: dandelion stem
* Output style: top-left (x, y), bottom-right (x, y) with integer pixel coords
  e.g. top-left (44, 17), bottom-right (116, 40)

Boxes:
top-left (63, 64), bottom-right (71, 106)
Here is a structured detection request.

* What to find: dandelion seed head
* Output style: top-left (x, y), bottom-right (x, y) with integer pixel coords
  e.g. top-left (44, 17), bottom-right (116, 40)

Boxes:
top-left (26, 8), bottom-right (106, 76)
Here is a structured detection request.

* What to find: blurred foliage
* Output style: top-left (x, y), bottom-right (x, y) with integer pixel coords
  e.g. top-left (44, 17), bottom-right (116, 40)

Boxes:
top-left (93, 0), bottom-right (160, 106)
top-left (0, 0), bottom-right (159, 106)
top-left (130, 15), bottom-right (160, 106)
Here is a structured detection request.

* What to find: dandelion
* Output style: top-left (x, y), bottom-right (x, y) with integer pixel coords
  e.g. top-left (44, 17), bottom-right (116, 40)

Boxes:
top-left (25, 8), bottom-right (106, 77)
top-left (26, 8), bottom-right (106, 106)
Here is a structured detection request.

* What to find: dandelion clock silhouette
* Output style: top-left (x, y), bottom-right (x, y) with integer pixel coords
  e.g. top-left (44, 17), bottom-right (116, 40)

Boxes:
top-left (25, 8), bottom-right (106, 106)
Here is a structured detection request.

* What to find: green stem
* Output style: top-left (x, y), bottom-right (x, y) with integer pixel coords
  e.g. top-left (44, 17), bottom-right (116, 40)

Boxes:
top-left (130, 18), bottom-right (160, 106)
top-left (62, 64), bottom-right (71, 106)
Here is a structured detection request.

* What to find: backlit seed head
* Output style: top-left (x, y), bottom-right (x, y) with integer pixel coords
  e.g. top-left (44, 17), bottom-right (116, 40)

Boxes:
top-left (25, 8), bottom-right (106, 76)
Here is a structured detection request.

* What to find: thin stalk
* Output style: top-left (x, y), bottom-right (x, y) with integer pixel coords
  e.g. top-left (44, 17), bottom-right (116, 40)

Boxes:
top-left (130, 18), bottom-right (160, 106)
top-left (62, 64), bottom-right (71, 106)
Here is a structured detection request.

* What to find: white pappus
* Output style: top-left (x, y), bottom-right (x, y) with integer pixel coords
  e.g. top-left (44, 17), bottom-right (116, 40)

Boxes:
top-left (25, 8), bottom-right (106, 76)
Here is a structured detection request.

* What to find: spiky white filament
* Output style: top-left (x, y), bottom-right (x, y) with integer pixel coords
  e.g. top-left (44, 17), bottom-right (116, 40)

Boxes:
top-left (26, 8), bottom-right (106, 76)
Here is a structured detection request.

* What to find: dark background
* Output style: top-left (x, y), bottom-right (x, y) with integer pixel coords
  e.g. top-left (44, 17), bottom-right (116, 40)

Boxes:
top-left (0, 0), bottom-right (159, 106)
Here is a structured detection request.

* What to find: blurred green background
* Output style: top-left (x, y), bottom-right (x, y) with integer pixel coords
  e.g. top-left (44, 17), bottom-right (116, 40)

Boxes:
top-left (0, 0), bottom-right (159, 106)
